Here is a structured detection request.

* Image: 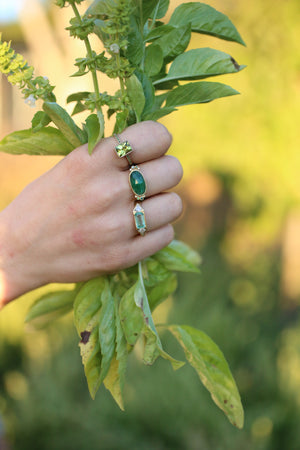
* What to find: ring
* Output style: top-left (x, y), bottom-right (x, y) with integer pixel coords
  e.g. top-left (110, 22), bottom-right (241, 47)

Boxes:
top-left (114, 134), bottom-right (133, 165)
top-left (133, 203), bottom-right (147, 236)
top-left (129, 165), bottom-right (146, 201)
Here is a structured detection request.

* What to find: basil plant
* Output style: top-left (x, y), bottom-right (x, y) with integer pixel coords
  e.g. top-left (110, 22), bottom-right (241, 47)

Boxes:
top-left (0, 0), bottom-right (245, 428)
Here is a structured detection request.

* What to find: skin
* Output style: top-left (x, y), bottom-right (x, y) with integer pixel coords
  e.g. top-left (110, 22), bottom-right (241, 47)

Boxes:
top-left (0, 121), bottom-right (183, 308)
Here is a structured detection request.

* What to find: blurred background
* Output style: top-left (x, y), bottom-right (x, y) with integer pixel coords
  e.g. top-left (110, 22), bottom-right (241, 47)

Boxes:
top-left (1, 0), bottom-right (300, 448)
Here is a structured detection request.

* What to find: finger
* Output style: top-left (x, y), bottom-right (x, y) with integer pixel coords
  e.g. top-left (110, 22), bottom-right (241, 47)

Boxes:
top-left (131, 192), bottom-right (183, 235)
top-left (123, 224), bottom-right (175, 268)
top-left (94, 121), bottom-right (173, 169)
top-left (133, 155), bottom-right (183, 199)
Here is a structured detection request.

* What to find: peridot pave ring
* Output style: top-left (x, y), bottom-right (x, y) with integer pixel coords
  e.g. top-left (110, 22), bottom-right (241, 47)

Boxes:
top-left (114, 133), bottom-right (133, 165)
top-left (133, 203), bottom-right (147, 236)
top-left (129, 165), bottom-right (146, 201)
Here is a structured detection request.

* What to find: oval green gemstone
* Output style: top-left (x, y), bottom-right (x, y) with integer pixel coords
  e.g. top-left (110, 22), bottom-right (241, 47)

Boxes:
top-left (130, 170), bottom-right (146, 196)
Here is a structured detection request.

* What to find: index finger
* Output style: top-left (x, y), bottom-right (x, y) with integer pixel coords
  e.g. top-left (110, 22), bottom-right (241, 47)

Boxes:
top-left (95, 121), bottom-right (173, 170)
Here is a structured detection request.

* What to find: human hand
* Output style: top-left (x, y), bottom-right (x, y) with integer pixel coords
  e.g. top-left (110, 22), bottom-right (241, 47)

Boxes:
top-left (0, 121), bottom-right (183, 307)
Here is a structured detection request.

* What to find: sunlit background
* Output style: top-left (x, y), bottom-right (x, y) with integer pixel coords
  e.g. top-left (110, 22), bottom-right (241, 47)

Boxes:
top-left (1, 0), bottom-right (300, 449)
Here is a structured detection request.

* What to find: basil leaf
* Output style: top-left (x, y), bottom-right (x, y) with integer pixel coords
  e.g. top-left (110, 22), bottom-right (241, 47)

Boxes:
top-left (119, 283), bottom-right (144, 348)
top-left (154, 24), bottom-right (191, 63)
top-left (144, 24), bottom-right (174, 42)
top-left (135, 71), bottom-right (155, 117)
top-left (165, 82), bottom-right (239, 108)
top-left (25, 288), bottom-right (78, 328)
top-left (98, 280), bottom-right (116, 384)
top-left (85, 0), bottom-right (115, 16)
top-left (126, 17), bottom-right (144, 66)
top-left (0, 127), bottom-right (74, 156)
top-left (142, 0), bottom-right (169, 24)
top-left (113, 110), bottom-right (129, 134)
top-left (154, 48), bottom-right (245, 85)
top-left (147, 272), bottom-right (178, 311)
top-left (74, 277), bottom-right (106, 399)
top-left (167, 325), bottom-right (244, 429)
top-left (85, 113), bottom-right (101, 154)
top-left (43, 102), bottom-right (85, 147)
top-left (143, 107), bottom-right (176, 121)
top-left (103, 297), bottom-right (128, 410)
top-left (144, 44), bottom-right (164, 77)
top-left (169, 2), bottom-right (245, 46)
top-left (154, 240), bottom-right (201, 273)
top-left (31, 111), bottom-right (51, 132)
top-left (66, 91), bottom-right (90, 103)
top-left (143, 326), bottom-right (185, 370)
top-left (126, 74), bottom-right (146, 122)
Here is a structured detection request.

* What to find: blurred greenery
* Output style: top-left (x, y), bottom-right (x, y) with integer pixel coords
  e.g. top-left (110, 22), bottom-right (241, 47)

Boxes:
top-left (1, 0), bottom-right (300, 448)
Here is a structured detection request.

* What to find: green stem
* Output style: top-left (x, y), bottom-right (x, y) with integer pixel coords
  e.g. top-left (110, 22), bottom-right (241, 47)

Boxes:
top-left (71, 2), bottom-right (105, 137)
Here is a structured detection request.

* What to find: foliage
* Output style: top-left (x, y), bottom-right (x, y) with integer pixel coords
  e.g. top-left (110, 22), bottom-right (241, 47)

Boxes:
top-left (0, 0), bottom-right (245, 424)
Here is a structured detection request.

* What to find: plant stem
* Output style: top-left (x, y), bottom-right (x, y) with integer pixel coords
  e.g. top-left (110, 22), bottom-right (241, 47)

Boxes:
top-left (71, 2), bottom-right (105, 137)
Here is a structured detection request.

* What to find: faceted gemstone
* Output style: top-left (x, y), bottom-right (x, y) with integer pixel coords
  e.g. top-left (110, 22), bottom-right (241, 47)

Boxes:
top-left (133, 203), bottom-right (146, 234)
top-left (115, 141), bottom-right (132, 158)
top-left (130, 168), bottom-right (146, 198)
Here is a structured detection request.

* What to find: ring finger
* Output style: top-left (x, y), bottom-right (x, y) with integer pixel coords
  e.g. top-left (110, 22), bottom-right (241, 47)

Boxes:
top-left (131, 192), bottom-right (183, 236)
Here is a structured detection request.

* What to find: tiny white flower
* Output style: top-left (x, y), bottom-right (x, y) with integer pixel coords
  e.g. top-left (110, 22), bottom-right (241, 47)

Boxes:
top-left (24, 94), bottom-right (36, 108)
top-left (43, 76), bottom-right (49, 81)
top-left (110, 43), bottom-right (120, 54)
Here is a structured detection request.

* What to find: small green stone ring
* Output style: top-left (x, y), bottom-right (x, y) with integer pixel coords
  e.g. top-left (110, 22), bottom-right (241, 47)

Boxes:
top-left (133, 203), bottom-right (147, 236)
top-left (129, 165), bottom-right (146, 201)
top-left (114, 133), bottom-right (133, 165)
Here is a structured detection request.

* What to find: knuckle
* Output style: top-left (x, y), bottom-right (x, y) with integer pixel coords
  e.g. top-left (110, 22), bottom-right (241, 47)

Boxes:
top-left (146, 121), bottom-right (173, 149)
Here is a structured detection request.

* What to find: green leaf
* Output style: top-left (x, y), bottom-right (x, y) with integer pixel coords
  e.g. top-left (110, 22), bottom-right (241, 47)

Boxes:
top-left (125, 74), bottom-right (146, 122)
top-left (31, 111), bottom-right (51, 132)
top-left (113, 110), bottom-right (129, 134)
top-left (93, 19), bottom-right (109, 43)
top-left (147, 272), bottom-right (178, 311)
top-left (135, 71), bottom-right (155, 117)
top-left (143, 325), bottom-right (185, 370)
top-left (119, 283), bottom-right (144, 348)
top-left (142, 0), bottom-right (169, 24)
top-left (103, 296), bottom-right (128, 410)
top-left (154, 240), bottom-right (201, 273)
top-left (85, 113), bottom-right (101, 154)
top-left (126, 17), bottom-right (144, 66)
top-left (98, 280), bottom-right (116, 384)
top-left (144, 24), bottom-right (174, 42)
top-left (25, 288), bottom-right (78, 328)
top-left (167, 325), bottom-right (244, 428)
top-left (154, 24), bottom-right (191, 63)
top-left (74, 277), bottom-right (106, 399)
top-left (66, 91), bottom-right (90, 104)
top-left (71, 102), bottom-right (89, 116)
top-left (164, 81), bottom-right (239, 108)
top-left (144, 44), bottom-right (163, 77)
top-left (169, 2), bottom-right (246, 46)
top-left (0, 127), bottom-right (74, 156)
top-left (143, 106), bottom-right (176, 121)
top-left (85, 0), bottom-right (116, 16)
top-left (43, 102), bottom-right (85, 148)
top-left (136, 263), bottom-right (183, 370)
top-left (154, 48), bottom-right (245, 85)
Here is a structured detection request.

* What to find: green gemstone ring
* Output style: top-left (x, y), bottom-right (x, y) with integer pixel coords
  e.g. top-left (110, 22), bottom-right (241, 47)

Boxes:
top-left (114, 134), bottom-right (133, 165)
top-left (133, 203), bottom-right (147, 236)
top-left (129, 165), bottom-right (146, 201)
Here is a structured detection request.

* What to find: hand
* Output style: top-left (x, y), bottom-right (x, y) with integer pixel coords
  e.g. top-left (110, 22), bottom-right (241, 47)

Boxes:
top-left (0, 121), bottom-right (183, 307)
